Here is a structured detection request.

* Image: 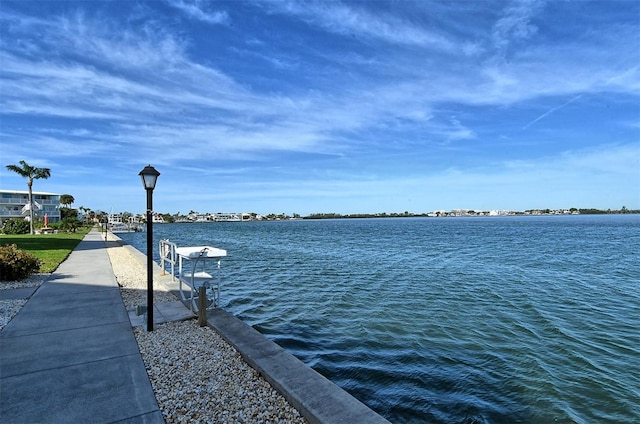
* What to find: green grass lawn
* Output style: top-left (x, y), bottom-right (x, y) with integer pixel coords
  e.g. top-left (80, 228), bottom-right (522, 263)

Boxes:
top-left (0, 228), bottom-right (90, 273)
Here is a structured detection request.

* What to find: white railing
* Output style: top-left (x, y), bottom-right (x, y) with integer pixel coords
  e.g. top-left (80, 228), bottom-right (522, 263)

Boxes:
top-left (0, 198), bottom-right (59, 205)
top-left (159, 239), bottom-right (177, 278)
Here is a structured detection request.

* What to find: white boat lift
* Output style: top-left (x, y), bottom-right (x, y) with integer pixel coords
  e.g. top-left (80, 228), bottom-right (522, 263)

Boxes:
top-left (159, 240), bottom-right (227, 313)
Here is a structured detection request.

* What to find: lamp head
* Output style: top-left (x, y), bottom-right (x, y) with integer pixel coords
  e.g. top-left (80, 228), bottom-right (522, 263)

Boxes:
top-left (139, 165), bottom-right (160, 190)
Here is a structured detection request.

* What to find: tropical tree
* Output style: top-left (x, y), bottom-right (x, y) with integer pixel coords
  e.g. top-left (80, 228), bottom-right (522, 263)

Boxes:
top-left (121, 212), bottom-right (133, 223)
top-left (5, 160), bottom-right (52, 235)
top-left (60, 194), bottom-right (75, 207)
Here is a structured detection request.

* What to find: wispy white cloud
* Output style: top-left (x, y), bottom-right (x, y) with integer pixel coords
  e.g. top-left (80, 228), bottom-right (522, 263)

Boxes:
top-left (2, 2), bottom-right (634, 157)
top-left (265, 1), bottom-right (455, 50)
top-left (2, 9), bottom-right (188, 70)
top-left (165, 0), bottom-right (229, 25)
top-left (492, 0), bottom-right (545, 52)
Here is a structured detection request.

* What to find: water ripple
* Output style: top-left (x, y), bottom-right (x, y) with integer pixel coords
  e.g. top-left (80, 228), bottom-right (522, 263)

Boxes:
top-left (120, 215), bottom-right (640, 423)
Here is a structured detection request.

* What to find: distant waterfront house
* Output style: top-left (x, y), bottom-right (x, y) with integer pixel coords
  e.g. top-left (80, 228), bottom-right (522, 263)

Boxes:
top-left (0, 189), bottom-right (61, 225)
top-left (108, 213), bottom-right (142, 225)
top-left (152, 213), bottom-right (166, 223)
top-left (212, 212), bottom-right (242, 222)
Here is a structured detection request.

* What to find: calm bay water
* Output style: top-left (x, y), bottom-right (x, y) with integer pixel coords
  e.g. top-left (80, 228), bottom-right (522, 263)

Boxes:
top-left (120, 215), bottom-right (640, 423)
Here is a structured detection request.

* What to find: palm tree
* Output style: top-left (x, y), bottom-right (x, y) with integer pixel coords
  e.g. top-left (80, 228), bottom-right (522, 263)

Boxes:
top-left (6, 160), bottom-right (52, 235)
top-left (60, 194), bottom-right (75, 207)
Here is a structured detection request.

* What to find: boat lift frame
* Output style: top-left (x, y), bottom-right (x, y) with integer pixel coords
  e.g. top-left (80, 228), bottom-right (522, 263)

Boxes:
top-left (159, 240), bottom-right (227, 313)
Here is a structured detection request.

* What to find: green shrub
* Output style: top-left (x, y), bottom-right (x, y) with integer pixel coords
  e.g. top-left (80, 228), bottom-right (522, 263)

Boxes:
top-left (59, 217), bottom-right (81, 232)
top-left (0, 244), bottom-right (42, 281)
top-left (2, 218), bottom-right (30, 235)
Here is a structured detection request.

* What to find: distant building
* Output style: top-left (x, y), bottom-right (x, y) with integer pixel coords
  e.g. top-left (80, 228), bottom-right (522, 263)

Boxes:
top-left (152, 213), bottom-right (166, 223)
top-left (212, 212), bottom-right (242, 222)
top-left (0, 189), bottom-right (61, 225)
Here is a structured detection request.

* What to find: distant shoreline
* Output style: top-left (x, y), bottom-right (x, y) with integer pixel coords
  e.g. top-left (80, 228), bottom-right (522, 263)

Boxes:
top-left (105, 207), bottom-right (639, 224)
top-left (303, 208), bottom-right (638, 220)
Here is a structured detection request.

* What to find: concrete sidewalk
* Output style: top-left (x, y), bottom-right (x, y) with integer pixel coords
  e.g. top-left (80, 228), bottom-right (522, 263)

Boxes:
top-left (0, 230), bottom-right (163, 423)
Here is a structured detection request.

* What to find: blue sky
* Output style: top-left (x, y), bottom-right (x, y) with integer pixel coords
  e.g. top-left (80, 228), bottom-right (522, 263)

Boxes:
top-left (1, 0), bottom-right (639, 216)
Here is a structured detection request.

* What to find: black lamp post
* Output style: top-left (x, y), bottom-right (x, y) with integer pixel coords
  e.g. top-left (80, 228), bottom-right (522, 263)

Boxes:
top-left (139, 165), bottom-right (160, 331)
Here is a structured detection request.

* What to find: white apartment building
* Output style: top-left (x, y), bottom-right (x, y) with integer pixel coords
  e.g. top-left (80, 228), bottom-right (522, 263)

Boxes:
top-left (0, 189), bottom-right (61, 225)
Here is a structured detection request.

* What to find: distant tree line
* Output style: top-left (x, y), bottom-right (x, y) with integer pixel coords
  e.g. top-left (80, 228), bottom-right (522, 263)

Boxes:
top-left (577, 206), bottom-right (638, 214)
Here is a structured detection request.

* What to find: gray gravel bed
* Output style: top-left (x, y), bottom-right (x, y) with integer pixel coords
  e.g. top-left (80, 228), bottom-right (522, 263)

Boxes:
top-left (0, 274), bottom-right (48, 331)
top-left (0, 299), bottom-right (27, 331)
top-left (106, 239), bottom-right (307, 424)
top-left (107, 243), bottom-right (177, 308)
